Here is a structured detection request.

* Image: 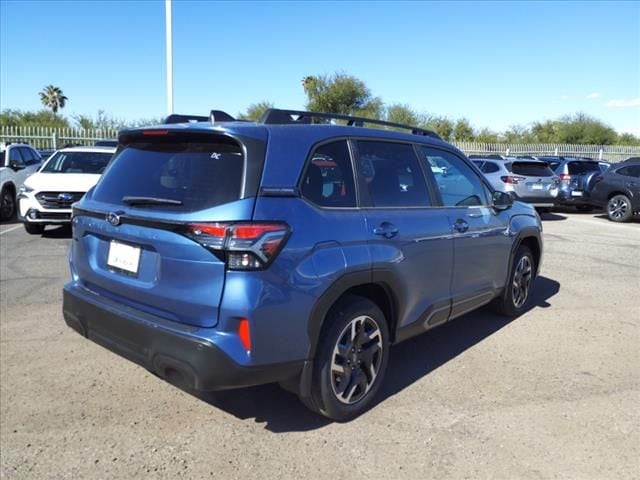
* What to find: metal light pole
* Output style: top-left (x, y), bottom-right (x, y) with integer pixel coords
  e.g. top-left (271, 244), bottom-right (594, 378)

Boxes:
top-left (165, 0), bottom-right (174, 115)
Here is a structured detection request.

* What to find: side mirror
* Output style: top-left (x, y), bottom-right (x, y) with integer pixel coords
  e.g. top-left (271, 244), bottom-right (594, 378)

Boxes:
top-left (492, 191), bottom-right (513, 211)
top-left (9, 160), bottom-right (25, 171)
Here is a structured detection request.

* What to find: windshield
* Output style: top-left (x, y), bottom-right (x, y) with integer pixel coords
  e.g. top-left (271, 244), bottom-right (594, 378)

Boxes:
top-left (41, 151), bottom-right (113, 174)
top-left (91, 138), bottom-right (245, 212)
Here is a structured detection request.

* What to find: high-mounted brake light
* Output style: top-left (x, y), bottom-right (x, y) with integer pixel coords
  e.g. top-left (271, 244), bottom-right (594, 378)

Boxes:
top-left (183, 222), bottom-right (290, 270)
top-left (142, 130), bottom-right (169, 136)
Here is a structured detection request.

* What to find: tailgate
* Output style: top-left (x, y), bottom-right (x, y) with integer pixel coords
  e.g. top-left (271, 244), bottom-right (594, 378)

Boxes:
top-left (69, 129), bottom-right (265, 328)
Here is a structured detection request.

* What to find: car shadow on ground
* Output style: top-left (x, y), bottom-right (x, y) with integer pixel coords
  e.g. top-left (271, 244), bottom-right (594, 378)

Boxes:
top-left (539, 211), bottom-right (567, 221)
top-left (594, 213), bottom-right (640, 224)
top-left (42, 225), bottom-right (72, 238)
top-left (187, 276), bottom-right (560, 433)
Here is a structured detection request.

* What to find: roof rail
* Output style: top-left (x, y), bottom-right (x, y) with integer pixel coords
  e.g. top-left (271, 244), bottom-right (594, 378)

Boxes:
top-left (260, 108), bottom-right (441, 139)
top-left (164, 110), bottom-right (237, 125)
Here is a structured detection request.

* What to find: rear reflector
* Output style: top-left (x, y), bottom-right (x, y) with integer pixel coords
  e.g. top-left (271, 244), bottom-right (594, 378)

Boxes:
top-left (238, 318), bottom-right (251, 352)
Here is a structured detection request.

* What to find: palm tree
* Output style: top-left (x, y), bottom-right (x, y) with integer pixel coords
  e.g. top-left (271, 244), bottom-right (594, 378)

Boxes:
top-left (39, 85), bottom-right (68, 114)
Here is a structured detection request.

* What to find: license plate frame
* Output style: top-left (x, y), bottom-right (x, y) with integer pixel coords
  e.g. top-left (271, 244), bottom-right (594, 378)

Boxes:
top-left (531, 183), bottom-right (544, 191)
top-left (107, 240), bottom-right (141, 275)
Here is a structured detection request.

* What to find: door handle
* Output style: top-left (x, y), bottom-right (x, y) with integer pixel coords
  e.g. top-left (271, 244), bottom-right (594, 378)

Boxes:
top-left (373, 222), bottom-right (399, 238)
top-left (453, 219), bottom-right (469, 233)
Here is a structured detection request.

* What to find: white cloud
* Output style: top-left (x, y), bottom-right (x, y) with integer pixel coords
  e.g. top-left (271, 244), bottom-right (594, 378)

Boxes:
top-left (586, 92), bottom-right (600, 99)
top-left (605, 98), bottom-right (640, 108)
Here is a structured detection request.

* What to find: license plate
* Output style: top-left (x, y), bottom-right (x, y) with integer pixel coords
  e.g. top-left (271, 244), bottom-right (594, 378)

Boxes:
top-left (571, 191), bottom-right (583, 197)
top-left (107, 241), bottom-right (141, 274)
top-left (532, 183), bottom-right (543, 190)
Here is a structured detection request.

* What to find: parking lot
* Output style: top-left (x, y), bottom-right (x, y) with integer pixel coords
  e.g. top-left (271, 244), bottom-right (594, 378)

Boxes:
top-left (0, 211), bottom-right (638, 479)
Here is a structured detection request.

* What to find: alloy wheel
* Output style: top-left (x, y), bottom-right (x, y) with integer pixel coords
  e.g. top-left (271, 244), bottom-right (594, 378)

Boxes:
top-left (512, 256), bottom-right (532, 309)
top-left (330, 315), bottom-right (383, 405)
top-left (608, 198), bottom-right (628, 220)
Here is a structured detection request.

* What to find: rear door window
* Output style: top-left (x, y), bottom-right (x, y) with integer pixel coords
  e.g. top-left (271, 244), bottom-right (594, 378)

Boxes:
top-left (616, 165), bottom-right (640, 178)
top-left (300, 140), bottom-right (356, 208)
top-left (356, 141), bottom-right (431, 207)
top-left (92, 138), bottom-right (244, 212)
top-left (511, 161), bottom-right (555, 177)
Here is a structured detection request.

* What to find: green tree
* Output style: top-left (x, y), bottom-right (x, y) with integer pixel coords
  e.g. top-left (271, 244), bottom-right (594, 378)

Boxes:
top-left (238, 101), bottom-right (274, 121)
top-left (453, 118), bottom-right (475, 141)
top-left (422, 115), bottom-right (454, 141)
top-left (0, 109), bottom-right (70, 128)
top-left (475, 127), bottom-right (499, 143)
top-left (617, 132), bottom-right (640, 145)
top-left (302, 73), bottom-right (383, 118)
top-left (386, 104), bottom-right (420, 126)
top-left (39, 85), bottom-right (68, 115)
top-left (503, 124), bottom-right (533, 143)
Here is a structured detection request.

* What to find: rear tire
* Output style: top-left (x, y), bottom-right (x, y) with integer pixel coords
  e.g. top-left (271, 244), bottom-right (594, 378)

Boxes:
top-left (0, 187), bottom-right (16, 221)
top-left (23, 223), bottom-right (45, 235)
top-left (492, 245), bottom-right (535, 317)
top-left (303, 295), bottom-right (390, 421)
top-left (607, 194), bottom-right (632, 222)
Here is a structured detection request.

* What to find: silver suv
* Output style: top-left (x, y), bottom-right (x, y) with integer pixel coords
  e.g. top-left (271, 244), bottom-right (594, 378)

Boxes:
top-left (471, 157), bottom-right (559, 209)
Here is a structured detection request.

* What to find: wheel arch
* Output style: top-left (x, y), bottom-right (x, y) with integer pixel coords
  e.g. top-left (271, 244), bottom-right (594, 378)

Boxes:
top-left (306, 272), bottom-right (398, 360)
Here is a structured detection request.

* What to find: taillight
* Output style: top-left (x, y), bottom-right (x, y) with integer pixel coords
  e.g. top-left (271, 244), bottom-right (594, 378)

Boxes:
top-left (500, 175), bottom-right (526, 184)
top-left (559, 173), bottom-right (571, 183)
top-left (183, 222), bottom-right (290, 270)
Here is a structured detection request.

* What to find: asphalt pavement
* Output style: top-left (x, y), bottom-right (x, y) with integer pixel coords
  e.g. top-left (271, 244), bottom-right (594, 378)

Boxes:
top-left (1, 211), bottom-right (638, 479)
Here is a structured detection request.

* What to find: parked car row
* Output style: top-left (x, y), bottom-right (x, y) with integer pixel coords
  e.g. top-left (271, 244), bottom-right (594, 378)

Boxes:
top-left (470, 154), bottom-right (639, 222)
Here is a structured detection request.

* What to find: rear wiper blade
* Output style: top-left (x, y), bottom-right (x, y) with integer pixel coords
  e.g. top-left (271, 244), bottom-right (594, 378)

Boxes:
top-left (122, 196), bottom-right (183, 206)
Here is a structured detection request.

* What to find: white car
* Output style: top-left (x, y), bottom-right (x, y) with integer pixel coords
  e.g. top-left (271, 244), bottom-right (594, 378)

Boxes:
top-left (18, 146), bottom-right (115, 234)
top-left (0, 142), bottom-right (43, 221)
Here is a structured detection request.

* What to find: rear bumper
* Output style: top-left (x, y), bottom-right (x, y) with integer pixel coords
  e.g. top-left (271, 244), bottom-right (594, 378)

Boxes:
top-left (555, 190), bottom-right (593, 206)
top-left (510, 193), bottom-right (556, 207)
top-left (62, 283), bottom-right (303, 391)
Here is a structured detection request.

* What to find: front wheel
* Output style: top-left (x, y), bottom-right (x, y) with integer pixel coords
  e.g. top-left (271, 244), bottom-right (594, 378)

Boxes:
top-left (0, 187), bottom-right (16, 221)
top-left (607, 195), bottom-right (632, 222)
top-left (304, 295), bottom-right (390, 421)
top-left (492, 245), bottom-right (535, 317)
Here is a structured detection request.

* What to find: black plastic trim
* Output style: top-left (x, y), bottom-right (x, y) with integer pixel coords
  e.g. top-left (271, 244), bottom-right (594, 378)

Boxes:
top-left (63, 286), bottom-right (303, 391)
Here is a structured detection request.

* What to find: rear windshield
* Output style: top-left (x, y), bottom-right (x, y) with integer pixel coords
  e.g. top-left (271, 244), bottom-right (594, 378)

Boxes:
top-left (568, 161), bottom-right (600, 175)
top-left (91, 139), bottom-right (244, 211)
top-left (508, 161), bottom-right (554, 177)
top-left (41, 151), bottom-right (113, 174)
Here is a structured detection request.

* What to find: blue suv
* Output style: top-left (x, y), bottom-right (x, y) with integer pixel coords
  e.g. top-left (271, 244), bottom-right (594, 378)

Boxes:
top-left (63, 109), bottom-right (543, 421)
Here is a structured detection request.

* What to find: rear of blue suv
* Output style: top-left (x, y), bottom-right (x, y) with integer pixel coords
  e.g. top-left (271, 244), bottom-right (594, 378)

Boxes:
top-left (64, 109), bottom-right (543, 421)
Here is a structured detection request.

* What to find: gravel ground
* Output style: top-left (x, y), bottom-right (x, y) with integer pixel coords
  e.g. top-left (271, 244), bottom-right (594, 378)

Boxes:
top-left (1, 211), bottom-right (639, 479)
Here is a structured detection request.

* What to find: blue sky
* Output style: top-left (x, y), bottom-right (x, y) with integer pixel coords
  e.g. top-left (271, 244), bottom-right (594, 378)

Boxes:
top-left (1, 0), bottom-right (639, 134)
